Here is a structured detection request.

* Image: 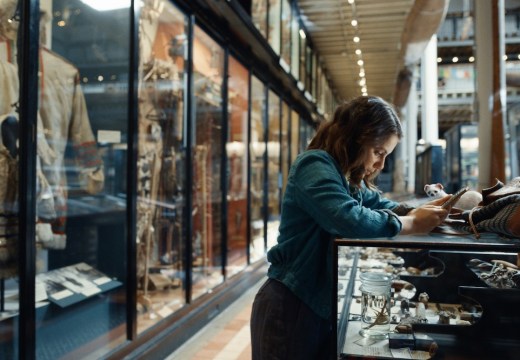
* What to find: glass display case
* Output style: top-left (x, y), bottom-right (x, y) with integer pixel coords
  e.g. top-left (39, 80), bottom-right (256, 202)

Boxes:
top-left (191, 25), bottom-right (225, 299)
top-left (251, 0), bottom-right (268, 38)
top-left (1, 0), bottom-right (321, 357)
top-left (415, 144), bottom-right (445, 195)
top-left (268, 0), bottom-right (281, 55)
top-left (249, 75), bottom-right (267, 263)
top-left (267, 90), bottom-right (281, 249)
top-left (0, 1), bottom-right (20, 357)
top-left (226, 56), bottom-right (249, 278)
top-left (136, 0), bottom-right (188, 333)
top-left (291, 10), bottom-right (300, 79)
top-left (280, 0), bottom-right (292, 70)
top-left (444, 123), bottom-right (479, 193)
top-left (334, 234), bottom-right (520, 359)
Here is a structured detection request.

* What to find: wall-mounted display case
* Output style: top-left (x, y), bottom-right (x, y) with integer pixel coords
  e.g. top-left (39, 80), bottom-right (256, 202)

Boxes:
top-left (0, 0), bottom-right (323, 358)
top-left (334, 234), bottom-right (520, 359)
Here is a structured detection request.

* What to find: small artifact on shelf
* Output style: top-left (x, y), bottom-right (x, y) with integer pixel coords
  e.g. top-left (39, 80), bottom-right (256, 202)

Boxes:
top-left (468, 258), bottom-right (520, 289)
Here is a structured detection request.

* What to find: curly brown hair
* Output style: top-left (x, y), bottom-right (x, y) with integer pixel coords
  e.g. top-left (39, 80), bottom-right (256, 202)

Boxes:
top-left (307, 95), bottom-right (403, 189)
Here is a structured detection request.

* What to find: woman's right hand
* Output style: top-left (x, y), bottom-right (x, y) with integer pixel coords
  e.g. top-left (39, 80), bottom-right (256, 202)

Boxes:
top-left (399, 203), bottom-right (449, 235)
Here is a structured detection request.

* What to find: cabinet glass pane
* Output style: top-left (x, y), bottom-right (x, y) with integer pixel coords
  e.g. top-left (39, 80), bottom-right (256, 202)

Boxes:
top-left (268, 0), bottom-right (281, 55)
top-left (290, 110), bottom-right (300, 164)
top-left (252, 0), bottom-right (268, 38)
top-left (226, 56), bottom-right (249, 278)
top-left (280, 0), bottom-right (291, 68)
top-left (192, 26), bottom-right (224, 299)
top-left (290, 13), bottom-right (299, 78)
top-left (137, 0), bottom-right (188, 332)
top-left (299, 35), bottom-right (306, 86)
top-left (250, 76), bottom-right (266, 262)
top-left (35, 0), bottom-right (131, 358)
top-left (281, 101), bottom-right (290, 197)
top-left (267, 90), bottom-right (280, 250)
top-left (0, 1), bottom-right (20, 358)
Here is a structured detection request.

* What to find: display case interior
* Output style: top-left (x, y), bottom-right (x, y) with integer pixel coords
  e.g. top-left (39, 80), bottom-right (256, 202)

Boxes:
top-left (335, 235), bottom-right (520, 360)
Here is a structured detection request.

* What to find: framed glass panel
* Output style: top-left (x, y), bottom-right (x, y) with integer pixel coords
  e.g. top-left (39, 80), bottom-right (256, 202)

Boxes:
top-left (137, 0), bottom-right (188, 332)
top-left (268, 0), bottom-right (281, 55)
top-left (35, 0), bottom-right (131, 357)
top-left (0, 1), bottom-right (20, 358)
top-left (312, 52), bottom-right (318, 98)
top-left (300, 119), bottom-right (309, 152)
top-left (280, 0), bottom-right (291, 69)
top-left (252, 0), bottom-right (268, 38)
top-left (281, 101), bottom-right (290, 197)
top-left (299, 34), bottom-right (306, 87)
top-left (226, 56), bottom-right (249, 278)
top-left (191, 26), bottom-right (225, 299)
top-left (290, 9), bottom-right (300, 79)
top-left (249, 76), bottom-right (266, 263)
top-left (305, 44), bottom-right (313, 92)
top-left (290, 110), bottom-right (300, 164)
top-left (266, 90), bottom-right (280, 250)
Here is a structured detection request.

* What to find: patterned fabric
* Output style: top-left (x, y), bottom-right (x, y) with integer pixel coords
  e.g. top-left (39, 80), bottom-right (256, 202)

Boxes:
top-left (447, 177), bottom-right (520, 239)
top-left (454, 194), bottom-right (520, 238)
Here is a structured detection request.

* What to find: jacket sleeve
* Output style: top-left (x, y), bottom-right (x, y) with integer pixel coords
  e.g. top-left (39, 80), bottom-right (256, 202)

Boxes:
top-left (292, 153), bottom-right (402, 239)
top-left (360, 186), bottom-right (415, 215)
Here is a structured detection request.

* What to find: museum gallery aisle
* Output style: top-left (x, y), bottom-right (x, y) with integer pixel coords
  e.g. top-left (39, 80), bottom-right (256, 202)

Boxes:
top-left (165, 279), bottom-right (263, 360)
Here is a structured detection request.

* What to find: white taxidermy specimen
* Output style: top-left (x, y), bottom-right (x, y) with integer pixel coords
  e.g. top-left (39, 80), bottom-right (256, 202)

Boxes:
top-left (424, 183), bottom-right (482, 210)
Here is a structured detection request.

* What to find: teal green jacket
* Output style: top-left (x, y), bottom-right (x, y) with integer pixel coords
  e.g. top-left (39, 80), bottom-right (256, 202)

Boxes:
top-left (267, 150), bottom-right (408, 319)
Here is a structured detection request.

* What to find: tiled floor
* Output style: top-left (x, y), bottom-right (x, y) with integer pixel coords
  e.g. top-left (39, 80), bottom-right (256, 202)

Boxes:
top-left (165, 279), bottom-right (263, 360)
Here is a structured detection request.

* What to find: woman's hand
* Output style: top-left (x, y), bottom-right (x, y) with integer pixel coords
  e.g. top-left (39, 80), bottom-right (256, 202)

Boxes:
top-left (399, 199), bottom-right (449, 235)
top-left (423, 195), bottom-right (451, 207)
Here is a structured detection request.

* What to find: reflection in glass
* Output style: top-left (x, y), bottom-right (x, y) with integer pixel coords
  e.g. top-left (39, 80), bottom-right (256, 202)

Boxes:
top-left (267, 90), bottom-right (280, 250)
top-left (305, 45), bottom-right (313, 92)
top-left (281, 102), bottom-right (290, 197)
top-left (291, 12), bottom-right (300, 79)
top-left (33, 0), bottom-right (131, 357)
top-left (252, 0), bottom-right (268, 38)
top-left (192, 26), bottom-right (224, 299)
top-left (280, 0), bottom-right (291, 68)
top-left (226, 57), bottom-right (249, 278)
top-left (299, 35), bottom-right (306, 86)
top-left (0, 0), bottom-right (19, 358)
top-left (268, 0), bottom-right (281, 55)
top-left (137, 0), bottom-right (188, 333)
top-left (250, 76), bottom-right (266, 263)
top-left (290, 110), bottom-right (300, 164)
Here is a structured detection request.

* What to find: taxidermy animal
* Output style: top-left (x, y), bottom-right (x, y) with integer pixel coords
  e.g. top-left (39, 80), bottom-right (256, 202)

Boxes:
top-left (424, 183), bottom-right (482, 210)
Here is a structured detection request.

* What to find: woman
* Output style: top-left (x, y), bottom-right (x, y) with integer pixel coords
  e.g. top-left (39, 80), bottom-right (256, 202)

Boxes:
top-left (250, 96), bottom-right (448, 359)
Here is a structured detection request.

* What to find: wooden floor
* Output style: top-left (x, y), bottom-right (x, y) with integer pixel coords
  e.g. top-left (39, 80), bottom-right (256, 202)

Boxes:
top-left (165, 279), bottom-right (263, 360)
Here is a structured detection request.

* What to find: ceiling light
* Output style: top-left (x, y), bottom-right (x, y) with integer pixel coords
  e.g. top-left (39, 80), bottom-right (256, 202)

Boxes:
top-left (351, 19), bottom-right (358, 27)
top-left (348, 0), bottom-right (355, 4)
top-left (357, 59), bottom-right (364, 66)
top-left (452, 57), bottom-right (458, 63)
top-left (80, 0), bottom-right (130, 11)
top-left (361, 86), bottom-right (367, 93)
top-left (299, 29), bottom-right (306, 39)
top-left (503, 54), bottom-right (508, 60)
top-left (353, 36), bottom-right (360, 43)
top-left (469, 56), bottom-right (475, 62)
top-left (437, 57), bottom-right (442, 63)
top-left (355, 49), bottom-right (361, 55)
top-left (359, 70), bottom-right (365, 77)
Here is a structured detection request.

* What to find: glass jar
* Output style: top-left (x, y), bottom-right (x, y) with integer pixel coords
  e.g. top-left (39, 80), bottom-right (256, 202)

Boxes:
top-left (359, 272), bottom-right (392, 339)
